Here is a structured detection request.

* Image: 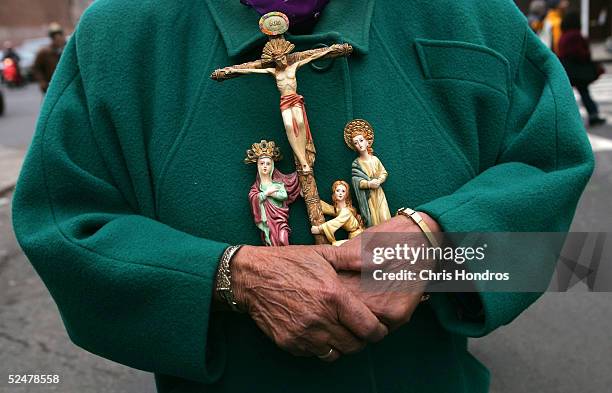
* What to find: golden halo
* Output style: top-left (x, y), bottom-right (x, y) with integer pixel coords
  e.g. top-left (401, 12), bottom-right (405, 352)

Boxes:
top-left (262, 37), bottom-right (295, 62)
top-left (343, 119), bottom-right (374, 151)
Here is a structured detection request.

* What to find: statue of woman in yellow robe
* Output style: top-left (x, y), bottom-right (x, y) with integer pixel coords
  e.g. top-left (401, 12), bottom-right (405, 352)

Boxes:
top-left (344, 119), bottom-right (391, 227)
top-left (310, 180), bottom-right (364, 246)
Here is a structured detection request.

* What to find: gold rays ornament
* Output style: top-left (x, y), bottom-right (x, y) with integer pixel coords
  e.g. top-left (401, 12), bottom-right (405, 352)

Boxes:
top-left (244, 140), bottom-right (283, 164)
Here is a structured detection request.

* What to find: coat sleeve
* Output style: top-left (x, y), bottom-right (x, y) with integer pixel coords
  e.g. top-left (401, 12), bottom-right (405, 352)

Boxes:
top-left (415, 26), bottom-right (594, 337)
top-left (12, 36), bottom-right (229, 383)
top-left (31, 50), bottom-right (47, 88)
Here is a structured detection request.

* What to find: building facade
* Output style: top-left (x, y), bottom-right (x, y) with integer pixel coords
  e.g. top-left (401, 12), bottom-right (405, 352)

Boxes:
top-left (0, 0), bottom-right (92, 44)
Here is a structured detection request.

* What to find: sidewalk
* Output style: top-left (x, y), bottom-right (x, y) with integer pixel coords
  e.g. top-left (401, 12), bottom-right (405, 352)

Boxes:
top-left (0, 145), bottom-right (25, 196)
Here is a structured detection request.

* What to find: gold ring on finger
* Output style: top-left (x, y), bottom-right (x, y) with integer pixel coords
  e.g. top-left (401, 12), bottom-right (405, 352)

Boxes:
top-left (317, 348), bottom-right (335, 360)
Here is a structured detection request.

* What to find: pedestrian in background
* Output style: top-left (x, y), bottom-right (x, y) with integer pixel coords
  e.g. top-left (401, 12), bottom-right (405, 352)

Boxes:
top-left (32, 23), bottom-right (65, 94)
top-left (528, 1), bottom-right (548, 34)
top-left (559, 12), bottom-right (606, 127)
top-left (541, 0), bottom-right (570, 54)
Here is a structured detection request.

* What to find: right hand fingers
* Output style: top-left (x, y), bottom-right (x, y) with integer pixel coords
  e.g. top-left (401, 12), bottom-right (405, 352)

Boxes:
top-left (336, 289), bottom-right (388, 343)
top-left (326, 324), bottom-right (367, 355)
top-left (315, 242), bottom-right (362, 271)
top-left (307, 325), bottom-right (364, 362)
top-left (277, 326), bottom-right (358, 361)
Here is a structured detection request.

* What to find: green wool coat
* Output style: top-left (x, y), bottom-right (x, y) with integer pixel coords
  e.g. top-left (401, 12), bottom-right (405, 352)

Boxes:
top-left (12, 0), bottom-right (594, 392)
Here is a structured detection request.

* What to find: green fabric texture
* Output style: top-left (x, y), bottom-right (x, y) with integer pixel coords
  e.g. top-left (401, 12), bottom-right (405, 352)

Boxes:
top-left (11, 0), bottom-right (593, 392)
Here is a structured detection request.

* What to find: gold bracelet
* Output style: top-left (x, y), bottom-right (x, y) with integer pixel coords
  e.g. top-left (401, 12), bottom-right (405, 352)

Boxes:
top-left (215, 245), bottom-right (245, 313)
top-left (396, 207), bottom-right (440, 248)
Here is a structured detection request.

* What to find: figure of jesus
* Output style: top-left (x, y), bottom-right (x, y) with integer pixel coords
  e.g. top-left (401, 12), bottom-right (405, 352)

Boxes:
top-left (220, 37), bottom-right (345, 173)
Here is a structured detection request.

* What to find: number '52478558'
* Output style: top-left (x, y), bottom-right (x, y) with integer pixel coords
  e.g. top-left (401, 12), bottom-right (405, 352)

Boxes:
top-left (7, 374), bottom-right (60, 384)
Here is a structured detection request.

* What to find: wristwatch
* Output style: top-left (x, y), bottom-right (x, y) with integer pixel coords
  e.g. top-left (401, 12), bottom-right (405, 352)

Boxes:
top-left (396, 207), bottom-right (440, 247)
top-left (214, 245), bottom-right (245, 312)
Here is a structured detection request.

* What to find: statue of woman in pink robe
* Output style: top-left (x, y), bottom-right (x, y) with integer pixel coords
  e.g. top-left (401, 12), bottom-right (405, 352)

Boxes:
top-left (246, 140), bottom-right (301, 246)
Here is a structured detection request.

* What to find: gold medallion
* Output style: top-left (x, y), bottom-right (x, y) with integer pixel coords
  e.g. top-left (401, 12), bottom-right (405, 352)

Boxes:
top-left (259, 12), bottom-right (289, 36)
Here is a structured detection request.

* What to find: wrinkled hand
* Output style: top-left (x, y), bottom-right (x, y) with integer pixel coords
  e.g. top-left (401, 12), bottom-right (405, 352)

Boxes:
top-left (231, 245), bottom-right (388, 361)
top-left (311, 225), bottom-right (321, 235)
top-left (321, 214), bottom-right (441, 331)
top-left (368, 179), bottom-right (381, 189)
top-left (337, 271), bottom-right (423, 331)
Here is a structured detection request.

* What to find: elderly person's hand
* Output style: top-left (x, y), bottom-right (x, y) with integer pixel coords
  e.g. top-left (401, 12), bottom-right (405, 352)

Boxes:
top-left (321, 213), bottom-right (441, 331)
top-left (230, 245), bottom-right (389, 362)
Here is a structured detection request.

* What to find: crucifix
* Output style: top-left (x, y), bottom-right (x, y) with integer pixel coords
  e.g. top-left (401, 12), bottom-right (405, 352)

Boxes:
top-left (211, 12), bottom-right (353, 244)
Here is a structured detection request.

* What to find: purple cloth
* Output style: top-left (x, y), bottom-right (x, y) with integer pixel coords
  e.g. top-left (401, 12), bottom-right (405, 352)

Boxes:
top-left (241, 0), bottom-right (329, 31)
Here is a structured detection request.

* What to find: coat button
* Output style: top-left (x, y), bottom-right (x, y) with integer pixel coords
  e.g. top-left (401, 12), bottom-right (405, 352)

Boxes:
top-left (310, 43), bottom-right (334, 73)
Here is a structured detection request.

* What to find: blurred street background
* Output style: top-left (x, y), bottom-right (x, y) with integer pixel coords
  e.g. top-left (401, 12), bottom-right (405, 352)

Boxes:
top-left (1, 1), bottom-right (612, 392)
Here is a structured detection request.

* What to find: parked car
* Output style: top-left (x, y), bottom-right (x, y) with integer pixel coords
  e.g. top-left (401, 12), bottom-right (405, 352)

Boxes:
top-left (13, 36), bottom-right (70, 82)
top-left (14, 37), bottom-right (50, 81)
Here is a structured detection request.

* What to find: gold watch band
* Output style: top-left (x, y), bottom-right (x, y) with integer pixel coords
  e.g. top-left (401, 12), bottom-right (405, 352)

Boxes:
top-left (396, 207), bottom-right (440, 248)
top-left (396, 208), bottom-right (439, 303)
